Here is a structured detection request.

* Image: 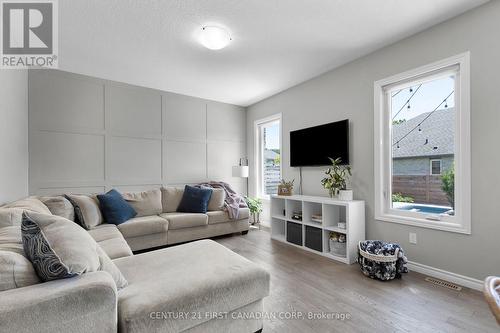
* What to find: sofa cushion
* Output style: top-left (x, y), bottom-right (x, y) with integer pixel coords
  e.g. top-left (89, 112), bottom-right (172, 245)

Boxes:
top-left (97, 190), bottom-right (137, 225)
top-left (161, 186), bottom-right (184, 213)
top-left (65, 194), bottom-right (103, 229)
top-left (117, 215), bottom-right (169, 239)
top-left (21, 212), bottom-right (127, 289)
top-left (122, 189), bottom-right (162, 217)
top-left (0, 226), bottom-right (24, 255)
top-left (206, 208), bottom-right (250, 225)
top-left (0, 225), bottom-right (41, 292)
top-left (114, 240), bottom-right (270, 333)
top-left (0, 250), bottom-right (40, 291)
top-left (207, 188), bottom-right (225, 211)
top-left (206, 211), bottom-right (231, 225)
top-left (40, 196), bottom-right (75, 221)
top-left (159, 212), bottom-right (207, 230)
top-left (177, 185), bottom-right (212, 214)
top-left (87, 224), bottom-right (133, 259)
top-left (0, 197), bottom-right (51, 228)
top-left (87, 223), bottom-right (123, 242)
top-left (97, 238), bottom-right (133, 260)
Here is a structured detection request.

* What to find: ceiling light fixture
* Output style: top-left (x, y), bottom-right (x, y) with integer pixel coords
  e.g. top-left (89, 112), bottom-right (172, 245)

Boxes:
top-left (199, 26), bottom-right (231, 50)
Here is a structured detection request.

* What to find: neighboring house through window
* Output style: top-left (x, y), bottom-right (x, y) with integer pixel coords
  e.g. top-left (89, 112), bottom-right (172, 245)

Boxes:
top-left (255, 114), bottom-right (281, 199)
top-left (374, 53), bottom-right (471, 234)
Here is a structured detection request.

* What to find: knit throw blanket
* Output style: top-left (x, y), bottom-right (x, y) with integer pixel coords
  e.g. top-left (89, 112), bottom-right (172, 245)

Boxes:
top-left (195, 181), bottom-right (247, 220)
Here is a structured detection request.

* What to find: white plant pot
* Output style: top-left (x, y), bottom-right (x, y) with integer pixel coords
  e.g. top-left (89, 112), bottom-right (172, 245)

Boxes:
top-left (338, 190), bottom-right (353, 201)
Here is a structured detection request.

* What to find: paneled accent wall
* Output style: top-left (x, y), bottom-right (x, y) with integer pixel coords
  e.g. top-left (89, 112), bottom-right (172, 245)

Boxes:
top-left (28, 70), bottom-right (246, 195)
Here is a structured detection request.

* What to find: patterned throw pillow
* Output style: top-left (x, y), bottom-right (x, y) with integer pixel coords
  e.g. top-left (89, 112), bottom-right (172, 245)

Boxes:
top-left (21, 212), bottom-right (128, 288)
top-left (22, 212), bottom-right (100, 280)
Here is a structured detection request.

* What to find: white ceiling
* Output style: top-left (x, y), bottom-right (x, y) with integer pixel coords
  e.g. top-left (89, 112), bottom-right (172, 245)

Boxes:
top-left (60, 0), bottom-right (488, 106)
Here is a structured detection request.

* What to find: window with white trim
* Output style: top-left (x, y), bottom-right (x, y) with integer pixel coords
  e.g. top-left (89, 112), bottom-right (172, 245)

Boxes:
top-left (374, 53), bottom-right (471, 234)
top-left (255, 114), bottom-right (281, 199)
top-left (430, 159), bottom-right (442, 175)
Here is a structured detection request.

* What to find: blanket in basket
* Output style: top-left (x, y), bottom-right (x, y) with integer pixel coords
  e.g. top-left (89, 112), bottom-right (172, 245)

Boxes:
top-left (358, 240), bottom-right (408, 280)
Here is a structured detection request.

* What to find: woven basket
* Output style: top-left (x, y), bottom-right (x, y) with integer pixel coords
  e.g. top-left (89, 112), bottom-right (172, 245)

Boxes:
top-left (358, 241), bottom-right (399, 263)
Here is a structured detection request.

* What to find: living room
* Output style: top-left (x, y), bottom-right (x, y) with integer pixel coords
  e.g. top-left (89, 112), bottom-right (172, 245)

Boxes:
top-left (1, 1), bottom-right (499, 332)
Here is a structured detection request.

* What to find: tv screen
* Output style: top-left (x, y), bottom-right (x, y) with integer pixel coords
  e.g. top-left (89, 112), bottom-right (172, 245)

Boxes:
top-left (290, 119), bottom-right (349, 167)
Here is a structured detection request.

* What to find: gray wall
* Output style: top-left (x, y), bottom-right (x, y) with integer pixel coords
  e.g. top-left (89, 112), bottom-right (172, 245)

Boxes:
top-left (0, 70), bottom-right (29, 204)
top-left (29, 70), bottom-right (246, 196)
top-left (247, 1), bottom-right (500, 280)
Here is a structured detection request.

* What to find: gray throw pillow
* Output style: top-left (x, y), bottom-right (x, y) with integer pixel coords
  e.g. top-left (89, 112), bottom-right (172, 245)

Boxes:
top-left (0, 197), bottom-right (52, 228)
top-left (40, 196), bottom-right (75, 221)
top-left (207, 188), bottom-right (226, 211)
top-left (122, 189), bottom-right (162, 217)
top-left (21, 212), bottom-right (127, 289)
top-left (65, 194), bottom-right (103, 229)
top-left (161, 187), bottom-right (184, 213)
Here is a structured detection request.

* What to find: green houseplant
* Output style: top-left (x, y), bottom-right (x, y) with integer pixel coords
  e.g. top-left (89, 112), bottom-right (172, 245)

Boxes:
top-left (321, 157), bottom-right (352, 198)
top-left (441, 166), bottom-right (455, 210)
top-left (245, 196), bottom-right (263, 225)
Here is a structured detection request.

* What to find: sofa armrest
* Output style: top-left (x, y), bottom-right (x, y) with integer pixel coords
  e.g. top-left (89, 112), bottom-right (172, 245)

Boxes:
top-left (0, 271), bottom-right (117, 333)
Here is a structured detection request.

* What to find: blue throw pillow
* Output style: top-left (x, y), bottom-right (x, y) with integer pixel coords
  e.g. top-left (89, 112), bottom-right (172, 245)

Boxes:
top-left (177, 185), bottom-right (213, 214)
top-left (97, 189), bottom-right (137, 225)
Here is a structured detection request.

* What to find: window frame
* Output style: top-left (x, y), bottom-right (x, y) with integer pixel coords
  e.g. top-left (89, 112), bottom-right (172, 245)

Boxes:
top-left (430, 159), bottom-right (442, 175)
top-left (254, 113), bottom-right (282, 200)
top-left (374, 53), bottom-right (471, 234)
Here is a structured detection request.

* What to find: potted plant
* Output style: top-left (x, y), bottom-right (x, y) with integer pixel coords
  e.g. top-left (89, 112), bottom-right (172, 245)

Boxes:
top-left (321, 157), bottom-right (352, 199)
top-left (245, 196), bottom-right (263, 225)
top-left (277, 179), bottom-right (294, 196)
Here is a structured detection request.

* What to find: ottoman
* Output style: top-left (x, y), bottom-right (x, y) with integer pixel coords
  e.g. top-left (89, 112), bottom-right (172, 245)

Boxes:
top-left (114, 239), bottom-right (270, 333)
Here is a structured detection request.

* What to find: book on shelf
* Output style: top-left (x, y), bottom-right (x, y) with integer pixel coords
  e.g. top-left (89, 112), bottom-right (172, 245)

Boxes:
top-left (311, 214), bottom-right (322, 223)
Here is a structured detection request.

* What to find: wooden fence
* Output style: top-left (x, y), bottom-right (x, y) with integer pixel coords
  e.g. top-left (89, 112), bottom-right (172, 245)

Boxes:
top-left (392, 175), bottom-right (449, 206)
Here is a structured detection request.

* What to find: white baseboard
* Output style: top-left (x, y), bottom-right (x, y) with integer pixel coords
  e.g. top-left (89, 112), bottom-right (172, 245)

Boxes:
top-left (408, 261), bottom-right (483, 291)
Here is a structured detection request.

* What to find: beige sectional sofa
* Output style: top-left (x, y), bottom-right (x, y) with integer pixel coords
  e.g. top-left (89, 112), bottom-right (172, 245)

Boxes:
top-left (0, 188), bottom-right (268, 333)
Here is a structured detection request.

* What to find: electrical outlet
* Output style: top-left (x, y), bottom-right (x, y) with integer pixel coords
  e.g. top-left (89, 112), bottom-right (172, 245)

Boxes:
top-left (409, 233), bottom-right (417, 244)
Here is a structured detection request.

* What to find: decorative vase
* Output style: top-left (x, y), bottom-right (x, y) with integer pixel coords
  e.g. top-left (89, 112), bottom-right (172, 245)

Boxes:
top-left (338, 189), bottom-right (353, 201)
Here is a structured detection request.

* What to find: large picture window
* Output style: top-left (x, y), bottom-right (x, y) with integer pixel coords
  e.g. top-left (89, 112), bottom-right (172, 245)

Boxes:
top-left (374, 53), bottom-right (471, 233)
top-left (255, 114), bottom-right (281, 199)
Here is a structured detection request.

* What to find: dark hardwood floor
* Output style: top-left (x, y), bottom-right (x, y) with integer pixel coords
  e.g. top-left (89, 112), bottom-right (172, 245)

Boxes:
top-left (215, 229), bottom-right (498, 333)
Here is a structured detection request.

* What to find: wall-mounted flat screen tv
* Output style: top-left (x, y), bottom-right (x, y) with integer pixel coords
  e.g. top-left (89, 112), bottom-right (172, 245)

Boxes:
top-left (290, 119), bottom-right (349, 167)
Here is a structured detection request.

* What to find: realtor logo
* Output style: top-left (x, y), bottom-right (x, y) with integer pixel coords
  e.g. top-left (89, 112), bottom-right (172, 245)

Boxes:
top-left (1, 0), bottom-right (58, 68)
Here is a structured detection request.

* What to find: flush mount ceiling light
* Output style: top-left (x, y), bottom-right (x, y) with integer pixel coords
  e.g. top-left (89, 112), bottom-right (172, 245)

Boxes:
top-left (199, 26), bottom-right (232, 50)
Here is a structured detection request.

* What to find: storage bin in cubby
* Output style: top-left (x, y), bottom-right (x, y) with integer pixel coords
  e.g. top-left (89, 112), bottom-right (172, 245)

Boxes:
top-left (305, 226), bottom-right (323, 252)
top-left (286, 221), bottom-right (302, 246)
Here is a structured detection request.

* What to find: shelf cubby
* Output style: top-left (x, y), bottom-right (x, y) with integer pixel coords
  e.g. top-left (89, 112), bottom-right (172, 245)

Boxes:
top-left (270, 197), bottom-right (286, 219)
top-left (303, 201), bottom-right (323, 226)
top-left (285, 199), bottom-right (302, 220)
top-left (270, 194), bottom-right (365, 265)
top-left (271, 218), bottom-right (286, 242)
top-left (322, 204), bottom-right (347, 229)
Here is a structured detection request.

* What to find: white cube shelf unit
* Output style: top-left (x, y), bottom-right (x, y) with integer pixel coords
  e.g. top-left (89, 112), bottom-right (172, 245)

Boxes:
top-left (270, 195), bottom-right (365, 264)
